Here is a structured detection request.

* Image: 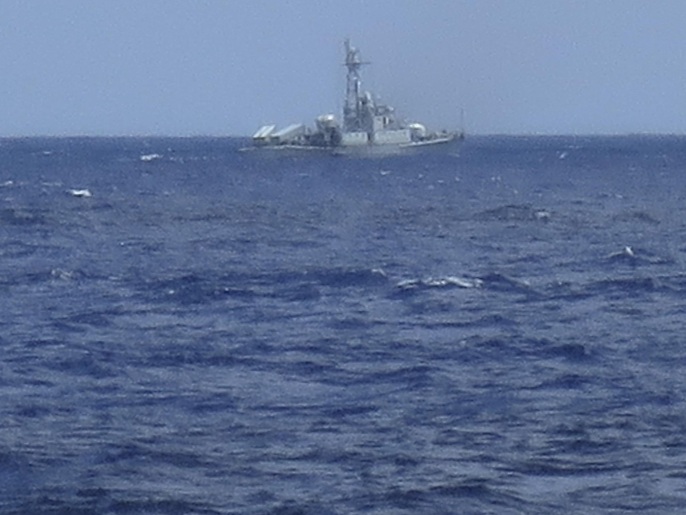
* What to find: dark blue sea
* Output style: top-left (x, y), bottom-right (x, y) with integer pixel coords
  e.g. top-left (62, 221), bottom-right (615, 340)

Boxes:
top-left (2, 135), bottom-right (686, 514)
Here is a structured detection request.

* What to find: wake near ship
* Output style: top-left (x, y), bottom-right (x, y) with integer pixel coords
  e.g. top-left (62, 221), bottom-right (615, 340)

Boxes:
top-left (248, 39), bottom-right (464, 153)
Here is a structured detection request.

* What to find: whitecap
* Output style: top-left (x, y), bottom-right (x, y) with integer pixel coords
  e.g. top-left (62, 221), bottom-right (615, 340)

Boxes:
top-left (444, 276), bottom-right (483, 288)
top-left (397, 278), bottom-right (422, 290)
top-left (140, 153), bottom-right (162, 162)
top-left (607, 245), bottom-right (635, 260)
top-left (69, 189), bottom-right (92, 198)
top-left (397, 275), bottom-right (482, 290)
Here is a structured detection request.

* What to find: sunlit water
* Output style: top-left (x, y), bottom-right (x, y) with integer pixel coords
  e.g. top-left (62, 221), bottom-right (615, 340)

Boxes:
top-left (2, 136), bottom-right (686, 513)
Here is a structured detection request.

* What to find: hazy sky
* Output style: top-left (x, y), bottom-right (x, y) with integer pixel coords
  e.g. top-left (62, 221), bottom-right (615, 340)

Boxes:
top-left (2, 0), bottom-right (686, 136)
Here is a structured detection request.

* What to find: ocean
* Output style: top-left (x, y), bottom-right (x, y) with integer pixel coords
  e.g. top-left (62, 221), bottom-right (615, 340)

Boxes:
top-left (2, 135), bottom-right (686, 514)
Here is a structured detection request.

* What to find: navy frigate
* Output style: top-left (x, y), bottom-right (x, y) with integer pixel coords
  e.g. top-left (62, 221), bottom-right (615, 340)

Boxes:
top-left (248, 39), bottom-right (464, 154)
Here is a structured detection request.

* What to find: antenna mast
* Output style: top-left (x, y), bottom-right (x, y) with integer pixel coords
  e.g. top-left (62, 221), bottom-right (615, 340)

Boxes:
top-left (343, 39), bottom-right (369, 131)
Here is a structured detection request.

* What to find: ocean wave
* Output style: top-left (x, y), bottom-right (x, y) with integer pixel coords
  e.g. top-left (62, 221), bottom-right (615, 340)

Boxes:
top-left (0, 207), bottom-right (47, 226)
top-left (139, 267), bottom-right (390, 305)
top-left (603, 245), bottom-right (673, 266)
top-left (397, 275), bottom-right (483, 291)
top-left (474, 204), bottom-right (552, 222)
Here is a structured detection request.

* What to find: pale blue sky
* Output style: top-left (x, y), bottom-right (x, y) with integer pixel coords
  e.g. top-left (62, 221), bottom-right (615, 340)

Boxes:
top-left (2, 0), bottom-right (685, 136)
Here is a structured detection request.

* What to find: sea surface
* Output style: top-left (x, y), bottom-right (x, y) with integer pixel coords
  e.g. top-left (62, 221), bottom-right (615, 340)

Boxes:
top-left (2, 135), bottom-right (686, 514)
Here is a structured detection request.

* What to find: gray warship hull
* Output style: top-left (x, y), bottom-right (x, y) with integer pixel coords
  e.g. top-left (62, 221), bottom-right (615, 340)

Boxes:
top-left (241, 133), bottom-right (462, 157)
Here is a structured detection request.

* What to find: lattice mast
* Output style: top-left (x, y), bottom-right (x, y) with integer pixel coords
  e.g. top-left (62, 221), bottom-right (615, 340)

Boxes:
top-left (343, 39), bottom-right (369, 132)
